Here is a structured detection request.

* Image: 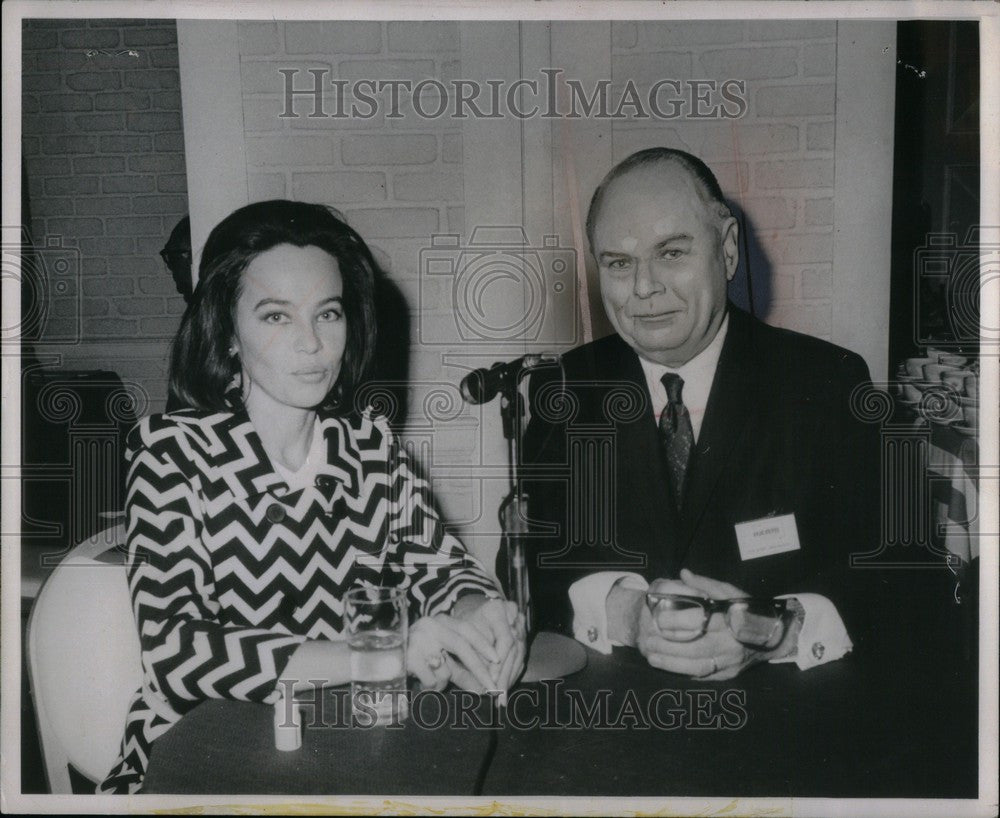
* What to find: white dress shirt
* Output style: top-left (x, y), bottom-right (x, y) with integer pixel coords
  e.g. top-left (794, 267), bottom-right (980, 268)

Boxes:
top-left (637, 311), bottom-right (730, 443)
top-left (567, 313), bottom-right (852, 670)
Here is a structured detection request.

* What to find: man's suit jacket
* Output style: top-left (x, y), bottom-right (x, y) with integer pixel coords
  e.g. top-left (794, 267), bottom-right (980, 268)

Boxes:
top-left (515, 306), bottom-right (881, 642)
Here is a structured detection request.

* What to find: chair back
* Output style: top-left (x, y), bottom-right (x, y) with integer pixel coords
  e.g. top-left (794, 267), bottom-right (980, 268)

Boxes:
top-left (26, 525), bottom-right (141, 792)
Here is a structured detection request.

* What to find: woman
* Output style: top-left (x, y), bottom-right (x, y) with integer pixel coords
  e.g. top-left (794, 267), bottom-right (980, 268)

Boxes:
top-left (99, 201), bottom-right (524, 794)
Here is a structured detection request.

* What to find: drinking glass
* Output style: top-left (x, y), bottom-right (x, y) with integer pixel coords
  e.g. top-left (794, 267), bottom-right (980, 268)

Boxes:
top-left (344, 585), bottom-right (409, 726)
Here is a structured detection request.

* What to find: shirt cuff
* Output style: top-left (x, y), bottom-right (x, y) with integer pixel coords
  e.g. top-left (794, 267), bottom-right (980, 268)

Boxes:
top-left (771, 593), bottom-right (853, 670)
top-left (569, 572), bottom-right (649, 654)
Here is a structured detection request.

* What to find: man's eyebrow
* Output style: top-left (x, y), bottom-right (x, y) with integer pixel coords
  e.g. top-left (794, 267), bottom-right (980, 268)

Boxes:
top-left (654, 233), bottom-right (693, 247)
top-left (598, 250), bottom-right (632, 260)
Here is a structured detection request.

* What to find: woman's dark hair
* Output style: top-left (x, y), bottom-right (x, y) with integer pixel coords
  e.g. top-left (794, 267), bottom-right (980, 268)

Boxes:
top-left (168, 200), bottom-right (378, 414)
top-left (585, 147), bottom-right (731, 248)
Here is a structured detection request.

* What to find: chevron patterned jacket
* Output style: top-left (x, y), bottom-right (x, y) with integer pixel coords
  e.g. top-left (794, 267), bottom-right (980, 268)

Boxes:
top-left (98, 407), bottom-right (500, 794)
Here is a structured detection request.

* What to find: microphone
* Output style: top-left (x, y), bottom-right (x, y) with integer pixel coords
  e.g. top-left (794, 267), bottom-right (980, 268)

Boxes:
top-left (460, 354), bottom-right (561, 404)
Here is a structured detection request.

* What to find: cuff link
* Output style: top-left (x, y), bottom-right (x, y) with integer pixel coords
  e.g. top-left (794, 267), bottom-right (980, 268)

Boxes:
top-left (811, 642), bottom-right (825, 661)
top-left (586, 626), bottom-right (599, 643)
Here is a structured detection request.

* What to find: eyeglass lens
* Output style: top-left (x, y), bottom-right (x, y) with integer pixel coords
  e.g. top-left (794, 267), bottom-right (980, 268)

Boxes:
top-left (647, 595), bottom-right (710, 642)
top-left (648, 595), bottom-right (786, 647)
top-left (725, 600), bottom-right (785, 648)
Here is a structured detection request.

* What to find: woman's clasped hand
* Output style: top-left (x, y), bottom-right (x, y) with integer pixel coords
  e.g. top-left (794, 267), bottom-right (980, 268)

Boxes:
top-left (409, 597), bottom-right (526, 696)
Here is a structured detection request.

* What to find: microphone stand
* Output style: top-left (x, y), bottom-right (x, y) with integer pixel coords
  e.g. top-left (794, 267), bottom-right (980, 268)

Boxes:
top-left (495, 364), bottom-right (586, 681)
top-left (497, 379), bottom-right (531, 631)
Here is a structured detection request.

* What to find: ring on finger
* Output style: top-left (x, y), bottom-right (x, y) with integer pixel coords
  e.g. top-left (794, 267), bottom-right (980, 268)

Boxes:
top-left (427, 650), bottom-right (447, 671)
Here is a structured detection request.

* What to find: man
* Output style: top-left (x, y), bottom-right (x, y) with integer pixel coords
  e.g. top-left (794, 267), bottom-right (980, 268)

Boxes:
top-left (519, 148), bottom-right (881, 679)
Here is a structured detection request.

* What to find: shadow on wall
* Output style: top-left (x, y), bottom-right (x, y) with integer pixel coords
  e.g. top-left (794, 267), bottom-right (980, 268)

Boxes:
top-left (727, 203), bottom-right (774, 320)
top-left (369, 273), bottom-right (410, 428)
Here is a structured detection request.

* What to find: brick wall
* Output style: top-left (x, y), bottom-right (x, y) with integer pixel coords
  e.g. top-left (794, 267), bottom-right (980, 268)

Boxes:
top-left (20, 18), bottom-right (839, 413)
top-left (20, 18), bottom-right (848, 416)
top-left (233, 19), bottom-right (840, 398)
top-left (237, 20), bottom-right (463, 357)
top-left (22, 19), bottom-right (187, 412)
top-left (610, 20), bottom-right (837, 339)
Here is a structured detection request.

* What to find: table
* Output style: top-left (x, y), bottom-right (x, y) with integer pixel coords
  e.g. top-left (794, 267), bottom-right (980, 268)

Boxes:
top-left (482, 639), bottom-right (977, 797)
top-left (144, 629), bottom-right (978, 798)
top-left (143, 686), bottom-right (494, 795)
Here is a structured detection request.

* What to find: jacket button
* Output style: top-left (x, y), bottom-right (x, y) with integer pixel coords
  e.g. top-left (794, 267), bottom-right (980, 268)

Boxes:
top-left (266, 503), bottom-right (286, 524)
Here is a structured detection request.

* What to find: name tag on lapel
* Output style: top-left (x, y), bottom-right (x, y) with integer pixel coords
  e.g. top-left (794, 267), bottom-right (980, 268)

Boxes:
top-left (734, 513), bottom-right (801, 561)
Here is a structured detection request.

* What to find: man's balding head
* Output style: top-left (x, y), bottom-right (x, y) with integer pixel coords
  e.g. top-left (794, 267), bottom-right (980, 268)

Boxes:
top-left (586, 148), bottom-right (732, 249)
top-left (588, 149), bottom-right (739, 367)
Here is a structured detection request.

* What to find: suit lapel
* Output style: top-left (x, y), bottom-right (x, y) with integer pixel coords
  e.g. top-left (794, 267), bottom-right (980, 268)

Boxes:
top-left (676, 308), bottom-right (758, 562)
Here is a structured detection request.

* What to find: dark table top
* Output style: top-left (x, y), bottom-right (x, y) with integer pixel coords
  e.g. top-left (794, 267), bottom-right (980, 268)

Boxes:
top-left (483, 640), bottom-right (978, 797)
top-left (143, 629), bottom-right (978, 798)
top-left (143, 685), bottom-right (495, 796)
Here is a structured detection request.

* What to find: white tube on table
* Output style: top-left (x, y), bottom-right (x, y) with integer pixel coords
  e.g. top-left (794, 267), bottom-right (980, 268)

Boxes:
top-left (273, 691), bottom-right (302, 751)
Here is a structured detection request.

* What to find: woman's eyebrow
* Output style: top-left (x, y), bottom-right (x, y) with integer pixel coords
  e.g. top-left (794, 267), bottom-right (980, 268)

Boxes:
top-left (253, 297), bottom-right (291, 310)
top-left (253, 295), bottom-right (343, 310)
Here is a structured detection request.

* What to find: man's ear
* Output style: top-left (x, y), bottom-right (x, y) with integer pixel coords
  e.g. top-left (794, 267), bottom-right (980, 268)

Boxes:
top-left (721, 216), bottom-right (740, 281)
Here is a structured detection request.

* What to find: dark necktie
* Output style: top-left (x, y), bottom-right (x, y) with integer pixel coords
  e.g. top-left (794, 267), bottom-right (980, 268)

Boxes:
top-left (658, 373), bottom-right (694, 510)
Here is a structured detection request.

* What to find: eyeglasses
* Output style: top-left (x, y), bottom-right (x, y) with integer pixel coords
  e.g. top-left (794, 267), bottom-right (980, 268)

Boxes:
top-left (645, 592), bottom-right (789, 648)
